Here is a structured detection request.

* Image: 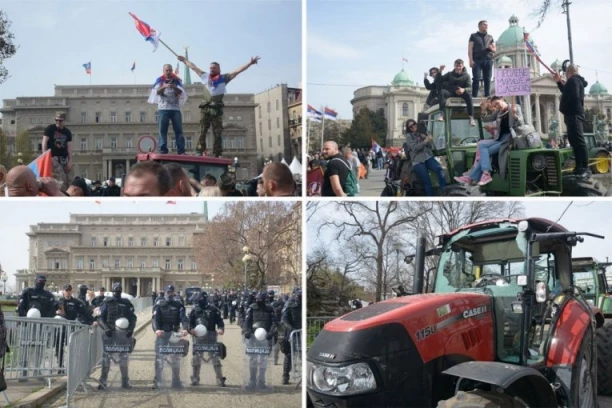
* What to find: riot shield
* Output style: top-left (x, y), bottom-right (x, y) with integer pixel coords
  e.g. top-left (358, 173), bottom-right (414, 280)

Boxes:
top-left (154, 332), bottom-right (189, 389)
top-left (99, 329), bottom-right (135, 389)
top-left (289, 329), bottom-right (302, 383)
top-left (242, 336), bottom-right (273, 392)
top-left (190, 331), bottom-right (226, 387)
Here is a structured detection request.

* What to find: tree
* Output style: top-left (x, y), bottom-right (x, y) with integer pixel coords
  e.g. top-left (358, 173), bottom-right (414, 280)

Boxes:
top-left (530, 0), bottom-right (562, 26)
top-left (193, 202), bottom-right (300, 290)
top-left (584, 108), bottom-right (606, 134)
top-left (13, 130), bottom-right (34, 167)
top-left (342, 108), bottom-right (387, 149)
top-left (0, 10), bottom-right (18, 85)
top-left (0, 128), bottom-right (9, 168)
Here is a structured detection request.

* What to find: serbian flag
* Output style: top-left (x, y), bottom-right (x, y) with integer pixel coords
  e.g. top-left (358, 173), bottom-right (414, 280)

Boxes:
top-left (372, 138), bottom-right (381, 153)
top-left (28, 150), bottom-right (53, 178)
top-left (307, 105), bottom-right (322, 122)
top-left (147, 73), bottom-right (188, 106)
top-left (524, 33), bottom-right (555, 75)
top-left (128, 12), bottom-right (161, 51)
top-left (131, 61), bottom-right (136, 72)
top-left (82, 62), bottom-right (91, 74)
top-left (324, 107), bottom-right (338, 121)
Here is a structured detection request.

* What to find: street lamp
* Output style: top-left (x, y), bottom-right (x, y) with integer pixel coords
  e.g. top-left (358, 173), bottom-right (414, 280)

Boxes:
top-left (391, 242), bottom-right (403, 300)
top-left (242, 246), bottom-right (253, 290)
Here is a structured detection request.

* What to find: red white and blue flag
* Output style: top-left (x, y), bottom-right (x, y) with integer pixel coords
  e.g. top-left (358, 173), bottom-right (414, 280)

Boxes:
top-left (128, 12), bottom-right (161, 51)
top-left (307, 105), bottom-right (322, 122)
top-left (82, 62), bottom-right (91, 74)
top-left (28, 150), bottom-right (53, 178)
top-left (131, 61), bottom-right (136, 72)
top-left (371, 138), bottom-right (382, 154)
top-left (524, 33), bottom-right (555, 74)
top-left (147, 73), bottom-right (188, 106)
top-left (324, 107), bottom-right (338, 121)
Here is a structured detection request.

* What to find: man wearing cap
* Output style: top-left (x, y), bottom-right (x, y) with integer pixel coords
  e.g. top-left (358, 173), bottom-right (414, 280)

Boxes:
top-left (90, 180), bottom-right (103, 196)
top-left (97, 283), bottom-right (137, 390)
top-left (42, 112), bottom-right (73, 191)
top-left (177, 54), bottom-right (260, 157)
top-left (102, 177), bottom-right (121, 196)
top-left (218, 172), bottom-right (242, 197)
top-left (152, 285), bottom-right (189, 389)
top-left (55, 284), bottom-right (94, 369)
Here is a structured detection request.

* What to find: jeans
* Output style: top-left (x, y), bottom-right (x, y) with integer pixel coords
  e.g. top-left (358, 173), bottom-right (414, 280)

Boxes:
top-left (468, 134), bottom-right (509, 181)
top-left (564, 114), bottom-right (588, 171)
top-left (472, 59), bottom-right (493, 97)
top-left (158, 110), bottom-right (185, 154)
top-left (439, 90), bottom-right (474, 117)
top-left (377, 157), bottom-right (383, 169)
top-left (413, 157), bottom-right (447, 196)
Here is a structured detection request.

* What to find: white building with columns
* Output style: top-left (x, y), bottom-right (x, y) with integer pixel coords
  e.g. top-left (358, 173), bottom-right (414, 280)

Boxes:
top-left (16, 213), bottom-right (210, 297)
top-left (350, 15), bottom-right (612, 147)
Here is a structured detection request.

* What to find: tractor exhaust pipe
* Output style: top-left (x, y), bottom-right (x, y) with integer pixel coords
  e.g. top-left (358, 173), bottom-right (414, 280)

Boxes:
top-left (413, 236), bottom-right (426, 294)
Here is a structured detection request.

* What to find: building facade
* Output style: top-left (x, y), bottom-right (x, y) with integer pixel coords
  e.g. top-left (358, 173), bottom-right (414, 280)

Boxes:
top-left (15, 213), bottom-right (211, 297)
top-left (0, 84), bottom-right (259, 179)
top-left (254, 84), bottom-right (301, 168)
top-left (288, 90), bottom-right (303, 162)
top-left (350, 15), bottom-right (612, 147)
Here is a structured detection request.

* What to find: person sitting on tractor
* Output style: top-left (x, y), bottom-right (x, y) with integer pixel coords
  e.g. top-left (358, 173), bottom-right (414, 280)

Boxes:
top-left (404, 119), bottom-right (447, 196)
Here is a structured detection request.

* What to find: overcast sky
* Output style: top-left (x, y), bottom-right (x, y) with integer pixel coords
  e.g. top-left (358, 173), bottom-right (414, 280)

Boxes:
top-left (0, 199), bottom-right (224, 288)
top-left (0, 0), bottom-right (301, 107)
top-left (308, 0), bottom-right (612, 119)
top-left (307, 200), bottom-right (612, 263)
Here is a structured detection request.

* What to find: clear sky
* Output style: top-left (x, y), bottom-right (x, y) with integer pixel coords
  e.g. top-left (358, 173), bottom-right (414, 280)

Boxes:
top-left (307, 200), bottom-right (612, 264)
top-left (0, 199), bottom-right (224, 289)
top-left (0, 0), bottom-right (301, 107)
top-left (307, 0), bottom-right (612, 119)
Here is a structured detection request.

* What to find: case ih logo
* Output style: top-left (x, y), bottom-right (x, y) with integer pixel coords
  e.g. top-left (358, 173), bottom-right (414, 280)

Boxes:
top-left (318, 352), bottom-right (336, 359)
top-left (463, 305), bottom-right (489, 318)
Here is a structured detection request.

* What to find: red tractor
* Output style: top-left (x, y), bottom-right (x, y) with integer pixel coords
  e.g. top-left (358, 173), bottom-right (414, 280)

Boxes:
top-left (306, 218), bottom-right (608, 407)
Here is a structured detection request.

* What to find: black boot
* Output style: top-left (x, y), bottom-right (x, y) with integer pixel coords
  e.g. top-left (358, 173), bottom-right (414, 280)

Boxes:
top-left (247, 366), bottom-right (257, 390)
top-left (190, 365), bottom-right (200, 386)
top-left (120, 365), bottom-right (132, 389)
top-left (98, 363), bottom-right (110, 390)
top-left (282, 354), bottom-right (291, 385)
top-left (172, 367), bottom-right (183, 389)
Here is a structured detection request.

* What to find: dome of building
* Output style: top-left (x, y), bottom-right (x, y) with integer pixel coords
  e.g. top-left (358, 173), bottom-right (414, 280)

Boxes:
top-left (391, 69), bottom-right (414, 86)
top-left (497, 55), bottom-right (513, 66)
top-left (589, 81), bottom-right (609, 95)
top-left (550, 59), bottom-right (562, 72)
top-left (498, 15), bottom-right (534, 48)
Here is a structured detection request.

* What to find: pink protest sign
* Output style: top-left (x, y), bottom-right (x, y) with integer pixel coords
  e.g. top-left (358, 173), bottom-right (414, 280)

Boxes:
top-left (495, 68), bottom-right (532, 96)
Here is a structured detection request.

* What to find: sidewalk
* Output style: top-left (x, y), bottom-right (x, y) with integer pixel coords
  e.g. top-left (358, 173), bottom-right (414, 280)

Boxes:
top-left (0, 308), bottom-right (153, 408)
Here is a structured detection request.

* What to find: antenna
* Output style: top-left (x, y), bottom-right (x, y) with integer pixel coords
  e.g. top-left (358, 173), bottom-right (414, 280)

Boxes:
top-left (546, 201), bottom-right (573, 232)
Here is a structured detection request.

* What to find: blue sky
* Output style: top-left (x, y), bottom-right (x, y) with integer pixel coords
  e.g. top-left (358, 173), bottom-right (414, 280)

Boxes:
top-left (308, 0), bottom-right (612, 119)
top-left (0, 0), bottom-right (301, 106)
top-left (0, 199), bottom-right (223, 289)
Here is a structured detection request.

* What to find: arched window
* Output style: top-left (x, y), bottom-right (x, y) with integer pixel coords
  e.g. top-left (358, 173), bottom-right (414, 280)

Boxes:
top-left (402, 103), bottom-right (409, 117)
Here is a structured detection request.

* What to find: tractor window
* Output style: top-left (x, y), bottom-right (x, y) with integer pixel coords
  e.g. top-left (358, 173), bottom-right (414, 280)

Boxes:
top-left (429, 117), bottom-right (446, 150)
top-left (449, 109), bottom-right (481, 147)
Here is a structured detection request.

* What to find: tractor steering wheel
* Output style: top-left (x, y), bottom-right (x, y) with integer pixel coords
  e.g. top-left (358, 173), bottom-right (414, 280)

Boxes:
top-left (474, 273), bottom-right (509, 288)
top-left (459, 137), bottom-right (478, 146)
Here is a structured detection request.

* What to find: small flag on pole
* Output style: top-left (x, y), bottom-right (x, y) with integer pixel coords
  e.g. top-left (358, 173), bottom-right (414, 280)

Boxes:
top-left (402, 57), bottom-right (408, 62)
top-left (371, 138), bottom-right (382, 153)
top-left (307, 105), bottom-right (322, 122)
top-left (175, 62), bottom-right (179, 75)
top-left (128, 12), bottom-right (161, 51)
top-left (82, 62), bottom-right (91, 74)
top-left (131, 61), bottom-right (136, 72)
top-left (324, 107), bottom-right (338, 121)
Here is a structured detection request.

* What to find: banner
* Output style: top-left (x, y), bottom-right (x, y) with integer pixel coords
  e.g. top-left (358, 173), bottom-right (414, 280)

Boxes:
top-left (495, 68), bottom-right (531, 97)
top-left (307, 167), bottom-right (324, 196)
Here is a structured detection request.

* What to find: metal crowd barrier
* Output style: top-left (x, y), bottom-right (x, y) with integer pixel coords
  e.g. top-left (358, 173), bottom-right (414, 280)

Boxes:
top-left (4, 317), bottom-right (88, 383)
top-left (306, 317), bottom-right (335, 350)
top-left (65, 326), bottom-right (100, 408)
top-left (131, 297), bottom-right (153, 314)
top-left (289, 329), bottom-right (302, 385)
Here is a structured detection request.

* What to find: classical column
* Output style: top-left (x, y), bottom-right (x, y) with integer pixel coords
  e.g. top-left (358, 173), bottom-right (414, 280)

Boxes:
top-left (523, 95), bottom-right (532, 126)
top-left (107, 161), bottom-right (111, 180)
top-left (535, 94), bottom-right (542, 134)
top-left (125, 160), bottom-right (130, 175)
top-left (137, 277), bottom-right (141, 298)
top-left (555, 94), bottom-right (563, 133)
top-left (121, 277), bottom-right (125, 292)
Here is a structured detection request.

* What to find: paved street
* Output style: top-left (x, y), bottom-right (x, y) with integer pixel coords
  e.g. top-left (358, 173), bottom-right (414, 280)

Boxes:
top-left (43, 321), bottom-right (300, 408)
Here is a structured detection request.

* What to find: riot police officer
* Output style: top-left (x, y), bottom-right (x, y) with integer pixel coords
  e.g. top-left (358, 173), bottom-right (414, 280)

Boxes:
top-left (281, 288), bottom-right (302, 384)
top-left (227, 289), bottom-right (238, 324)
top-left (188, 292), bottom-right (226, 386)
top-left (243, 292), bottom-right (277, 390)
top-left (351, 298), bottom-right (363, 310)
top-left (152, 285), bottom-right (189, 389)
top-left (17, 275), bottom-right (57, 318)
top-left (91, 287), bottom-right (106, 309)
top-left (77, 284), bottom-right (89, 306)
top-left (97, 283), bottom-right (137, 389)
top-left (268, 290), bottom-right (284, 365)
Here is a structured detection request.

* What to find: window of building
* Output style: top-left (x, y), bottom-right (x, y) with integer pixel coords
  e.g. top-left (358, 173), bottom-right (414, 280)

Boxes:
top-left (127, 259), bottom-right (133, 268)
top-left (80, 138), bottom-right (87, 151)
top-left (89, 259), bottom-right (95, 270)
top-left (96, 138), bottom-right (103, 150)
top-left (95, 112), bottom-right (101, 123)
top-left (259, 122), bottom-right (262, 136)
top-left (191, 261), bottom-right (197, 270)
top-left (166, 237), bottom-right (172, 247)
top-left (115, 237), bottom-right (122, 247)
top-left (268, 136), bottom-right (272, 148)
top-left (91, 237), bottom-right (97, 247)
top-left (267, 101), bottom-right (271, 113)
top-left (81, 112), bottom-right (87, 123)
top-left (110, 112), bottom-right (117, 122)
top-left (278, 134), bottom-right (281, 146)
top-left (128, 237), bottom-right (134, 247)
top-left (277, 117), bottom-right (280, 128)
top-left (102, 259), bottom-right (109, 267)
top-left (260, 139), bottom-right (264, 151)
top-left (237, 115), bottom-right (242, 120)
top-left (77, 259), bottom-right (84, 269)
top-left (186, 137), bottom-right (192, 149)
top-left (268, 119), bottom-right (271, 130)
top-left (153, 259), bottom-right (159, 268)
top-left (258, 106), bottom-right (261, 119)
top-left (402, 103), bottom-right (408, 117)
top-left (114, 259), bottom-right (120, 269)
top-left (126, 137), bottom-right (133, 149)
top-left (178, 236), bottom-right (185, 246)
top-left (228, 116), bottom-right (234, 121)
top-left (103, 237), bottom-right (109, 247)
top-left (185, 113), bottom-right (191, 122)
top-left (607, 108), bottom-right (611, 120)
top-left (110, 137), bottom-right (117, 149)
top-left (165, 259), bottom-right (171, 269)
top-left (154, 237), bottom-right (159, 247)
top-left (81, 171), bottom-right (88, 179)
top-left (141, 237), bottom-right (147, 246)
top-left (140, 261), bottom-right (146, 269)
top-left (222, 137), bottom-right (227, 149)
top-left (178, 259), bottom-right (184, 270)
top-left (125, 111), bottom-right (132, 123)
top-left (140, 112), bottom-right (146, 122)
top-left (276, 99), bottom-right (279, 110)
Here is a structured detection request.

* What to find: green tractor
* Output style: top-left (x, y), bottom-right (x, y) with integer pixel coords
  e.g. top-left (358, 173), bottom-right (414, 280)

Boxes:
top-left (407, 98), bottom-right (607, 196)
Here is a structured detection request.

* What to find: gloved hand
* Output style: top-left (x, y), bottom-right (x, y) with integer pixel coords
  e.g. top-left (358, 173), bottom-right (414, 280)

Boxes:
top-left (266, 332), bottom-right (273, 340)
top-left (105, 329), bottom-right (113, 338)
top-left (126, 329), bottom-right (134, 338)
top-left (244, 332), bottom-right (251, 339)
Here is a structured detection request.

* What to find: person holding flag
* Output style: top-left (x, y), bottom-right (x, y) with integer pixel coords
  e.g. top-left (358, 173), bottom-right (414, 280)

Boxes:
top-left (42, 112), bottom-right (73, 191)
top-left (178, 54), bottom-right (261, 157)
top-left (147, 64), bottom-right (188, 155)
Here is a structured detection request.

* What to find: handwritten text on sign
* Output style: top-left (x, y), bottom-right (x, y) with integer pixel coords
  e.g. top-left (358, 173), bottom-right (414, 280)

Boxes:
top-left (495, 68), bottom-right (531, 96)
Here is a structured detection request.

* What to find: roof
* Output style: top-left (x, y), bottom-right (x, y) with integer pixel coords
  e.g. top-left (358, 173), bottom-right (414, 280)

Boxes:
top-left (391, 69), bottom-right (414, 86)
top-left (497, 15), bottom-right (533, 48)
top-left (136, 153), bottom-right (233, 165)
top-left (589, 81), bottom-right (609, 95)
top-left (441, 217), bottom-right (567, 240)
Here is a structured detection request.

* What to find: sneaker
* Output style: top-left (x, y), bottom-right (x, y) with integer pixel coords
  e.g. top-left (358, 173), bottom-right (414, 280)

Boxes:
top-left (469, 117), bottom-right (476, 127)
top-left (454, 176), bottom-right (472, 184)
top-left (478, 173), bottom-right (493, 186)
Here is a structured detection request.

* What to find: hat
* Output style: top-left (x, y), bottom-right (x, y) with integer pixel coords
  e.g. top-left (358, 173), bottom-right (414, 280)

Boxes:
top-left (55, 112), bottom-right (67, 121)
top-left (218, 173), bottom-right (236, 189)
top-left (70, 178), bottom-right (89, 196)
top-left (64, 284), bottom-right (73, 291)
top-left (166, 285), bottom-right (175, 292)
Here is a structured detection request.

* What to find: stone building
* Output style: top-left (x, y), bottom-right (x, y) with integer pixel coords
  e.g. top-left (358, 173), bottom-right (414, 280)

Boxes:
top-left (0, 83), bottom-right (259, 179)
top-left (350, 15), bottom-right (612, 147)
top-left (288, 89), bottom-right (303, 162)
top-left (15, 213), bottom-right (210, 297)
top-left (254, 84), bottom-right (301, 168)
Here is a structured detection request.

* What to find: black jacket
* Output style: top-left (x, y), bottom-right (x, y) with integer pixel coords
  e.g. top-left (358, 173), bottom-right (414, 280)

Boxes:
top-left (438, 67), bottom-right (472, 94)
top-left (557, 75), bottom-right (588, 117)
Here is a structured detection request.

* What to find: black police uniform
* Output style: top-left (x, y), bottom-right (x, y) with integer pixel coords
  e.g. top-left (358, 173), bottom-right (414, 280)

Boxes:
top-left (188, 293), bottom-right (226, 386)
top-left (243, 294), bottom-right (277, 389)
top-left (91, 293), bottom-right (107, 309)
top-left (56, 294), bottom-right (94, 368)
top-left (270, 295), bottom-right (285, 365)
top-left (281, 291), bottom-right (302, 384)
top-left (152, 287), bottom-right (189, 388)
top-left (227, 291), bottom-right (238, 324)
top-left (97, 284), bottom-right (137, 389)
top-left (77, 284), bottom-right (89, 307)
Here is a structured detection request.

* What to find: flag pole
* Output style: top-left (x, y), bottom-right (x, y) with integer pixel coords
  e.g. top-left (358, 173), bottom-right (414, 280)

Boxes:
top-left (159, 39), bottom-right (179, 57)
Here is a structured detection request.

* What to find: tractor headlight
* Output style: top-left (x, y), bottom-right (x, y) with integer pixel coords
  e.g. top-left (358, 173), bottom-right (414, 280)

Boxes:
top-left (530, 154), bottom-right (547, 172)
top-left (307, 361), bottom-right (377, 396)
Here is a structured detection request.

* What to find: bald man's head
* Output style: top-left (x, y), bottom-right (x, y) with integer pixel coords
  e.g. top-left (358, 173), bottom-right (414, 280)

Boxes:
top-left (566, 64), bottom-right (579, 79)
top-left (322, 141), bottom-right (339, 159)
top-left (262, 163), bottom-right (295, 196)
top-left (6, 166), bottom-right (38, 197)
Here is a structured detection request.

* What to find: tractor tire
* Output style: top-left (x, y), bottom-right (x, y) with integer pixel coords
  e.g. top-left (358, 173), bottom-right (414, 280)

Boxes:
top-left (597, 320), bottom-right (612, 395)
top-left (570, 325), bottom-right (597, 407)
top-left (591, 151), bottom-right (611, 174)
top-left (437, 390), bottom-right (527, 408)
top-left (563, 178), bottom-right (607, 197)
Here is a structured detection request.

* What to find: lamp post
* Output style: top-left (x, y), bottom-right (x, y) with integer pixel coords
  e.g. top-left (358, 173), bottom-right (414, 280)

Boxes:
top-left (242, 246), bottom-right (252, 290)
top-left (392, 242), bottom-right (402, 300)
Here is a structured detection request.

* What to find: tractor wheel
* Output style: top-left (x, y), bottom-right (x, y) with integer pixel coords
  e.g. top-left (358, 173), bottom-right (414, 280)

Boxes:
top-left (437, 390), bottom-right (527, 408)
top-left (563, 178), bottom-right (607, 197)
top-left (570, 325), bottom-right (597, 407)
top-left (591, 152), bottom-right (611, 174)
top-left (597, 320), bottom-right (612, 395)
